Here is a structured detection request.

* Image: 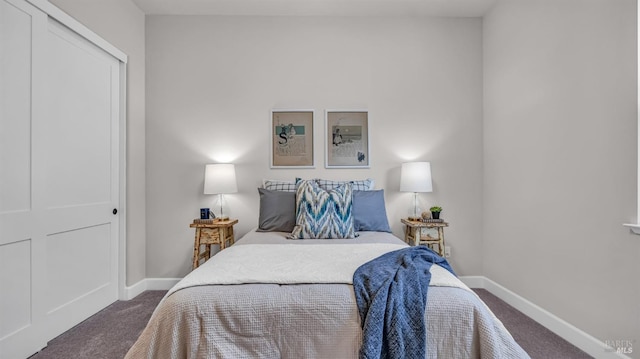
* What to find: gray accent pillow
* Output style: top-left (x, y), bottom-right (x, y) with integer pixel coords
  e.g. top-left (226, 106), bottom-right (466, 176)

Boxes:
top-left (257, 188), bottom-right (296, 232)
top-left (353, 189), bottom-right (391, 232)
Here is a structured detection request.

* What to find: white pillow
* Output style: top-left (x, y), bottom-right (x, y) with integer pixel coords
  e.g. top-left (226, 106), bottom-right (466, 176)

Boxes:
top-left (313, 178), bottom-right (374, 191)
top-left (262, 178), bottom-right (299, 192)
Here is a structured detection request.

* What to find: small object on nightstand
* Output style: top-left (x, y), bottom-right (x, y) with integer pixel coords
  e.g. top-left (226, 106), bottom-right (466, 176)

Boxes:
top-left (200, 208), bottom-right (210, 219)
top-left (190, 218), bottom-right (238, 269)
top-left (429, 206), bottom-right (442, 220)
top-left (401, 218), bottom-right (448, 257)
top-left (421, 218), bottom-right (444, 223)
top-left (192, 218), bottom-right (218, 224)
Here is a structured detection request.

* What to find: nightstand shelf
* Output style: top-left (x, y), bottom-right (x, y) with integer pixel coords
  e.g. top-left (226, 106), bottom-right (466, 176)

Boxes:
top-left (401, 218), bottom-right (449, 257)
top-left (190, 219), bottom-right (238, 269)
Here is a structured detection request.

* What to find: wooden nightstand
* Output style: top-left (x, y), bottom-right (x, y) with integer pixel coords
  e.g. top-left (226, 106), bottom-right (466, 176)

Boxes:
top-left (401, 218), bottom-right (449, 257)
top-left (190, 219), bottom-right (238, 269)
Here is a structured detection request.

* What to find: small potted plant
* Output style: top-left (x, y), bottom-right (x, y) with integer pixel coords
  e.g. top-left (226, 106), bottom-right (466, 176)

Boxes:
top-left (430, 206), bottom-right (442, 220)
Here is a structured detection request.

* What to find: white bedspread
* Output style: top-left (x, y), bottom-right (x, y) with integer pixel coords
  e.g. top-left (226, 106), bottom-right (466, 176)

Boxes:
top-left (168, 242), bottom-right (468, 297)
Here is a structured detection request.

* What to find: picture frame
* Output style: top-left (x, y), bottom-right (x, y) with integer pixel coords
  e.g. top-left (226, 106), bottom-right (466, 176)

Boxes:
top-left (325, 110), bottom-right (369, 168)
top-left (270, 109), bottom-right (314, 168)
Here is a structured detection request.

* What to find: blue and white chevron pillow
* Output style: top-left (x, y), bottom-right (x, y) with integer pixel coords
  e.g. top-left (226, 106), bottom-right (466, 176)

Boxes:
top-left (289, 180), bottom-right (355, 239)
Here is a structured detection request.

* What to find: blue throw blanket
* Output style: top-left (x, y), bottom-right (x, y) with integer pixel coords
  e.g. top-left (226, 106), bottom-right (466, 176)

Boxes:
top-left (352, 246), bottom-right (455, 359)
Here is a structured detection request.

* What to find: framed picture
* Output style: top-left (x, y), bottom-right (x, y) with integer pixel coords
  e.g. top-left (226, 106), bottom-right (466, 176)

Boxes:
top-left (271, 109), bottom-right (314, 168)
top-left (325, 110), bottom-right (369, 168)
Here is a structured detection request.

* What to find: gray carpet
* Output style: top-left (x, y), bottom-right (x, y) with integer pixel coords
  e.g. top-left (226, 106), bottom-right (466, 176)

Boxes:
top-left (29, 291), bottom-right (165, 359)
top-left (29, 289), bottom-right (592, 359)
top-left (474, 289), bottom-right (592, 359)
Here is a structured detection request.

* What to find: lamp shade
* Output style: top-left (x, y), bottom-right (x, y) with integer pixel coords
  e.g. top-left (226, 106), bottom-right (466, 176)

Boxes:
top-left (400, 162), bottom-right (433, 193)
top-left (204, 164), bottom-right (238, 194)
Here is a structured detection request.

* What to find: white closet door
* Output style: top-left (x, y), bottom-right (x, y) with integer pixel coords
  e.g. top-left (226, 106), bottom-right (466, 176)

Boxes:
top-left (0, 1), bottom-right (48, 357)
top-left (35, 18), bottom-right (120, 340)
top-left (0, 0), bottom-right (121, 357)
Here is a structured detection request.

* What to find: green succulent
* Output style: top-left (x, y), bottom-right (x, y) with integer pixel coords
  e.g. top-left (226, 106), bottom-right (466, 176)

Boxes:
top-left (430, 206), bottom-right (442, 213)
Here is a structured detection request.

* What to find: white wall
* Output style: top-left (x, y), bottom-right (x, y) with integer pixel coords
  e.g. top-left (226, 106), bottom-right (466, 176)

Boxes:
top-left (483, 0), bottom-right (640, 353)
top-left (48, 0), bottom-right (147, 286)
top-left (145, 15), bottom-right (484, 278)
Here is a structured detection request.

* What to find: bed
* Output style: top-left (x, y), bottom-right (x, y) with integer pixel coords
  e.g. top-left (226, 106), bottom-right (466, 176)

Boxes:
top-left (126, 179), bottom-right (529, 358)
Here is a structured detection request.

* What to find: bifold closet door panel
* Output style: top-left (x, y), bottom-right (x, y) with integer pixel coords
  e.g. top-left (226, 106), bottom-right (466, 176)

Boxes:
top-left (36, 16), bottom-right (120, 340)
top-left (1, 1), bottom-right (122, 357)
top-left (0, 1), bottom-right (48, 358)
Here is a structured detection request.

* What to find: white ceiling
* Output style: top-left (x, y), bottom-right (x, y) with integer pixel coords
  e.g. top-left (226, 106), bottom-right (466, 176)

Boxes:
top-left (132, 0), bottom-right (497, 17)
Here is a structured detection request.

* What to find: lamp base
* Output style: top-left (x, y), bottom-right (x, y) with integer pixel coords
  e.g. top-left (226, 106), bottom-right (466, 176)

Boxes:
top-left (408, 216), bottom-right (422, 221)
top-left (216, 215), bottom-right (229, 221)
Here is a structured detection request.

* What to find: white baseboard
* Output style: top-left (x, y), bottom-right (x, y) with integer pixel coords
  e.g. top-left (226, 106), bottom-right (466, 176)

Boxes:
top-left (459, 276), bottom-right (632, 359)
top-left (122, 278), bottom-right (181, 300)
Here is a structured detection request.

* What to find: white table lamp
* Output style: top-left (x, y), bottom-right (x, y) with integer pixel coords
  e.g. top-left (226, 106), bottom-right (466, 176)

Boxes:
top-left (204, 163), bottom-right (238, 220)
top-left (400, 162), bottom-right (433, 220)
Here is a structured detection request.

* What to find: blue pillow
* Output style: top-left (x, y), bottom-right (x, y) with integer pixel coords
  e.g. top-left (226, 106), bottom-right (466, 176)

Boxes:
top-left (353, 190), bottom-right (391, 232)
top-left (290, 180), bottom-right (355, 239)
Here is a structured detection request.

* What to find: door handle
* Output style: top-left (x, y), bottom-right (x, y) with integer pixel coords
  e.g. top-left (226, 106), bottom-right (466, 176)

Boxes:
top-left (113, 208), bottom-right (118, 215)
